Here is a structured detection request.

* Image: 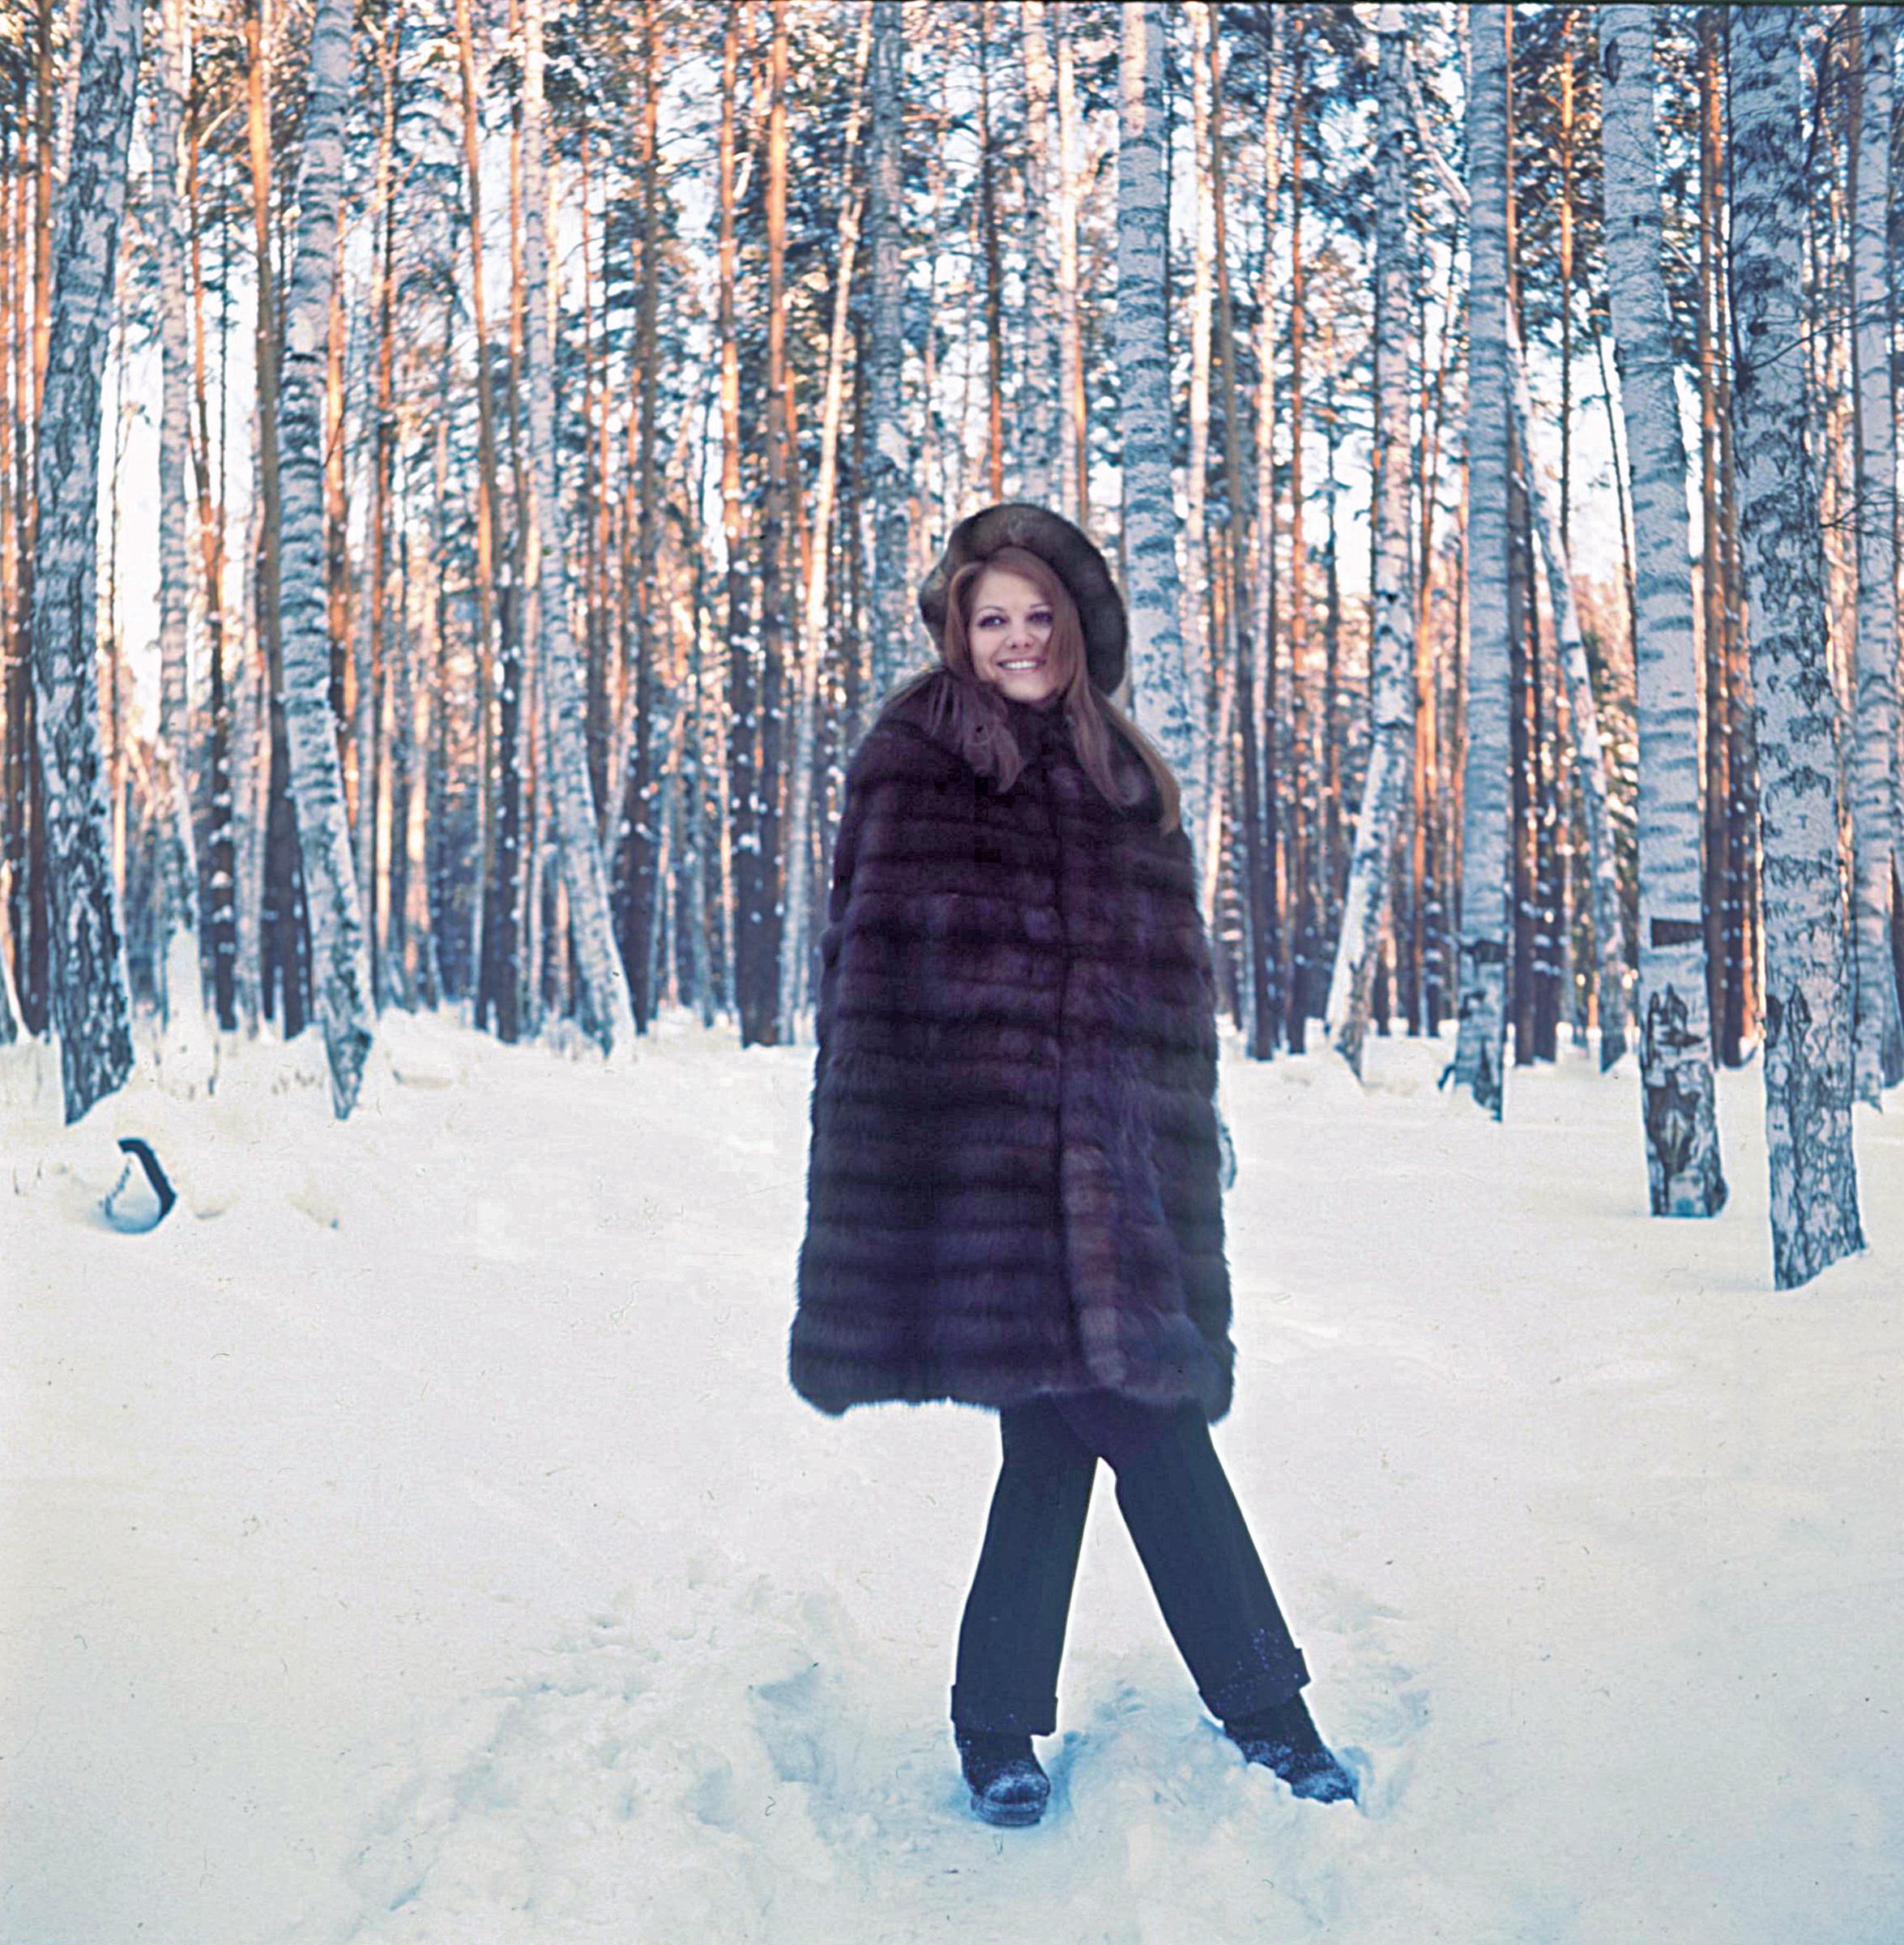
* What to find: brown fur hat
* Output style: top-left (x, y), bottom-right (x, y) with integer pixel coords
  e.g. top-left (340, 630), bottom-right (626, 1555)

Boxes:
top-left (917, 503), bottom-right (1128, 695)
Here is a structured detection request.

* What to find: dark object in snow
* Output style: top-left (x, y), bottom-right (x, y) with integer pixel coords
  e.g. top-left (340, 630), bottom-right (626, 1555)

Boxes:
top-left (102, 1138), bottom-right (177, 1233)
top-left (1224, 1694), bottom-right (1358, 1805)
top-left (790, 667), bottom-right (1235, 1421)
top-left (955, 1728), bottom-right (1049, 1828)
top-left (917, 502), bottom-right (1128, 694)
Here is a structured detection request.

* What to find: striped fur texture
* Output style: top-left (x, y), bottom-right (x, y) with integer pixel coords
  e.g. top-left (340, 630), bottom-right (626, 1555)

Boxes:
top-left (790, 669), bottom-right (1234, 1421)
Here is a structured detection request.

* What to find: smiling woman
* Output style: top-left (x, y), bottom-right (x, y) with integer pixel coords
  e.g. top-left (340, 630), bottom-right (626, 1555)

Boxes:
top-left (789, 501), bottom-right (1356, 1828)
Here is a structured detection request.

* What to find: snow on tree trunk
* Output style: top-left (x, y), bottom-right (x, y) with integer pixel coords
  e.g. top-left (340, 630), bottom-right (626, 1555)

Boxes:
top-left (1599, 4), bottom-right (1727, 1216)
top-left (865, 0), bottom-right (912, 703)
top-left (1018, 0), bottom-right (1059, 515)
top-left (1116, 2), bottom-right (1204, 859)
top-left (1729, 6), bottom-right (1863, 1287)
top-left (1851, 6), bottom-right (1904, 1100)
top-left (28, 0), bottom-right (139, 1124)
top-left (520, 0), bottom-right (634, 1060)
top-left (1449, 2), bottom-right (1513, 1118)
top-left (1401, 41), bottom-right (1629, 1073)
top-left (779, 14), bottom-right (869, 1041)
top-left (1509, 344), bottom-right (1630, 1075)
top-left (275, 0), bottom-right (374, 1117)
top-left (1326, 8), bottom-right (1413, 1078)
top-left (152, 0), bottom-right (203, 1048)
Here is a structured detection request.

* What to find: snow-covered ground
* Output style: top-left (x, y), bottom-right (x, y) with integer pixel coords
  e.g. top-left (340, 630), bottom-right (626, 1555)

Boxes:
top-left (2, 1011), bottom-right (1899, 1945)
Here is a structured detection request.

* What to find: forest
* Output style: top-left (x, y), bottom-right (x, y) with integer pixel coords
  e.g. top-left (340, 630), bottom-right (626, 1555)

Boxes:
top-left (2, 0), bottom-right (1900, 1295)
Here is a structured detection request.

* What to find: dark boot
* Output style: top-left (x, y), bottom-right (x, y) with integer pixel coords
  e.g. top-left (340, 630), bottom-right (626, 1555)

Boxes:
top-left (1224, 1694), bottom-right (1357, 1805)
top-left (954, 1728), bottom-right (1051, 1827)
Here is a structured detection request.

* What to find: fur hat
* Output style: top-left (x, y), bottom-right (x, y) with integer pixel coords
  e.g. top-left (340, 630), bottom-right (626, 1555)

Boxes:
top-left (917, 503), bottom-right (1129, 695)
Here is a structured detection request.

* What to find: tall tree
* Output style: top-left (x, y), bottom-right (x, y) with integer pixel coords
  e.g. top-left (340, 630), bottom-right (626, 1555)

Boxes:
top-left (1849, 6), bottom-right (1904, 1099)
top-left (1450, 2), bottom-right (1513, 1118)
top-left (1326, 6), bottom-right (1413, 1076)
top-left (519, 0), bottom-right (634, 1058)
top-left (1729, 6), bottom-right (1863, 1287)
top-left (864, 0), bottom-right (910, 703)
top-left (246, 0), bottom-right (309, 1037)
top-left (1018, 0), bottom-right (1058, 513)
top-left (275, 0), bottom-right (374, 1115)
top-left (151, 0), bottom-right (203, 1044)
top-left (779, 8), bottom-right (871, 1037)
top-left (1116, 2), bottom-right (1203, 865)
top-left (27, 0), bottom-right (139, 1122)
top-left (1599, 4), bottom-right (1725, 1216)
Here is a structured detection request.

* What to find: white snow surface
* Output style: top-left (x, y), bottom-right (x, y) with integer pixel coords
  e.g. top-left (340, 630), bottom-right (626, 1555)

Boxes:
top-left (3, 1011), bottom-right (1901, 1945)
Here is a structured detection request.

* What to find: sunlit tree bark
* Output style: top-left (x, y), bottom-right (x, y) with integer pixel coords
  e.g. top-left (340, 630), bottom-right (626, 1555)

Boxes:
top-left (1849, 7), bottom-right (1904, 1099)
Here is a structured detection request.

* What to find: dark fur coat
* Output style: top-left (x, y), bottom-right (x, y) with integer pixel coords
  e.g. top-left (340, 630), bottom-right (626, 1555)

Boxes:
top-left (789, 669), bottom-right (1235, 1421)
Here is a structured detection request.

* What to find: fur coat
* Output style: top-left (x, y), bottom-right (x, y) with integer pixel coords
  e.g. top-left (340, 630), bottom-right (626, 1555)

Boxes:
top-left (789, 668), bottom-right (1235, 1421)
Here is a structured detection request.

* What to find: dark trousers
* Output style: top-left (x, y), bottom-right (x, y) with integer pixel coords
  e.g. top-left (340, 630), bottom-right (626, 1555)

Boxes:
top-left (950, 1390), bottom-right (1311, 1738)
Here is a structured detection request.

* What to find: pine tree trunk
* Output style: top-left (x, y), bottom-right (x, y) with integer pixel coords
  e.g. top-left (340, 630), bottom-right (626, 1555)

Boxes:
top-left (1116, 3), bottom-right (1202, 861)
top-left (275, 0), bottom-right (374, 1115)
top-left (748, 0), bottom-right (792, 1049)
top-left (1326, 8), bottom-right (1412, 1077)
top-left (1599, 4), bottom-right (1726, 1216)
top-left (614, 0), bottom-right (664, 1030)
top-left (1245, 7), bottom-right (1283, 1060)
top-left (1849, 8), bottom-right (1904, 1098)
top-left (1450, 2), bottom-right (1513, 1117)
top-left (27, 0), bottom-right (138, 1122)
top-left (1729, 5), bottom-right (1863, 1287)
top-left (519, 0), bottom-right (634, 1058)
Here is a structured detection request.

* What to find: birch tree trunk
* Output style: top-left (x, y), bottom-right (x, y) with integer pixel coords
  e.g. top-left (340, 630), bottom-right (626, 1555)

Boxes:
top-left (1326, 7), bottom-right (1413, 1076)
top-left (1850, 7), bottom-right (1904, 1099)
top-left (275, 0), bottom-right (374, 1116)
top-left (28, 0), bottom-right (138, 1122)
top-left (1054, 10), bottom-right (1086, 524)
top-left (1402, 41), bottom-right (1627, 1071)
top-left (1182, 0), bottom-right (1215, 772)
top-left (152, 0), bottom-right (203, 1045)
top-left (1245, 5), bottom-right (1283, 1059)
top-left (1729, 6), bottom-right (1863, 1287)
top-left (1449, 2), bottom-right (1513, 1117)
top-left (779, 11), bottom-right (869, 1038)
top-left (1117, 2), bottom-right (1203, 862)
top-left (1510, 356), bottom-right (1628, 1074)
top-left (520, 0), bottom-right (634, 1058)
top-left (1599, 4), bottom-right (1726, 1216)
top-left (865, 0), bottom-right (911, 703)
top-left (1019, 0), bottom-right (1058, 511)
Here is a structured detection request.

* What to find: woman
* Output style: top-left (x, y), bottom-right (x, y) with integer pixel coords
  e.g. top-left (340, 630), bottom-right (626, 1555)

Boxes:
top-left (790, 504), bottom-right (1355, 1827)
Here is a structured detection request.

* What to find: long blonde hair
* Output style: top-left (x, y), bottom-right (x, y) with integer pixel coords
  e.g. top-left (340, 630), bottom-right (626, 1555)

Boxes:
top-left (883, 545), bottom-right (1183, 834)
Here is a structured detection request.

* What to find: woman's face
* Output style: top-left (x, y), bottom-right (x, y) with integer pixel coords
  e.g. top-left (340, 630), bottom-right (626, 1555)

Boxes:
top-left (967, 566), bottom-right (1061, 704)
